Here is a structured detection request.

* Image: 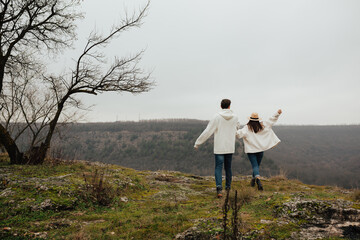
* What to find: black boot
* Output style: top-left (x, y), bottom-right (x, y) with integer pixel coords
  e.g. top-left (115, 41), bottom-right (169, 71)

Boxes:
top-left (250, 178), bottom-right (255, 187)
top-left (256, 178), bottom-right (263, 191)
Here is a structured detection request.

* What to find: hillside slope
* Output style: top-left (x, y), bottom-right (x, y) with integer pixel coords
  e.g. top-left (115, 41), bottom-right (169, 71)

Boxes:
top-left (1, 155), bottom-right (359, 239)
top-left (47, 121), bottom-right (360, 188)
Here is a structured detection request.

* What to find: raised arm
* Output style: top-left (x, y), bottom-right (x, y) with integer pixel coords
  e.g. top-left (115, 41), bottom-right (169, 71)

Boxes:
top-left (265, 109), bottom-right (282, 127)
top-left (194, 117), bottom-right (218, 149)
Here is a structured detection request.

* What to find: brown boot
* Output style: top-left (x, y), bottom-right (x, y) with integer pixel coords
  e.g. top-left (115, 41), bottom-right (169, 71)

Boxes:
top-left (216, 187), bottom-right (223, 198)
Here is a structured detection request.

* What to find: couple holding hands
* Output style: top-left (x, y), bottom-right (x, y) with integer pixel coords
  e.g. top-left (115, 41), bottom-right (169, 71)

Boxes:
top-left (194, 99), bottom-right (282, 198)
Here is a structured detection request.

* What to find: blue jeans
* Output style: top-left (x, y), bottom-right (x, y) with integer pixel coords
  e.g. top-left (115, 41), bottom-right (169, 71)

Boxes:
top-left (247, 152), bottom-right (264, 178)
top-left (214, 154), bottom-right (233, 190)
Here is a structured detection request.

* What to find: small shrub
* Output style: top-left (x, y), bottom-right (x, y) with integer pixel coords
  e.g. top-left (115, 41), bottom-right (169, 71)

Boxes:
top-left (0, 177), bottom-right (8, 190)
top-left (222, 190), bottom-right (230, 240)
top-left (352, 190), bottom-right (360, 202)
top-left (130, 134), bottom-right (138, 141)
top-left (270, 168), bottom-right (288, 181)
top-left (81, 168), bottom-right (116, 206)
top-left (71, 230), bottom-right (90, 240)
top-left (230, 187), bottom-right (255, 206)
top-left (117, 134), bottom-right (122, 140)
top-left (0, 153), bottom-right (10, 163)
top-left (222, 190), bottom-right (245, 240)
top-left (231, 190), bottom-right (241, 240)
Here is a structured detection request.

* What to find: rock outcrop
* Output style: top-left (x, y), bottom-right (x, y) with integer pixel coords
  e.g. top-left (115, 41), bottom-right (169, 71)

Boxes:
top-left (275, 199), bottom-right (360, 239)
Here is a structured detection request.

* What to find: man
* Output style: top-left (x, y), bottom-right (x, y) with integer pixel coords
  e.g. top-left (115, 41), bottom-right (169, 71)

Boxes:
top-left (194, 99), bottom-right (239, 198)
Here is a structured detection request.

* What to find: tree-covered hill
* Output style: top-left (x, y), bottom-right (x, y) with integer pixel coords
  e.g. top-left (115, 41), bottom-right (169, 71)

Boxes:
top-left (49, 120), bottom-right (360, 189)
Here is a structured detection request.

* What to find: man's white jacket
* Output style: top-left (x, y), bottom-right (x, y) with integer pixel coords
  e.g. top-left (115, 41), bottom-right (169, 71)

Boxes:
top-left (194, 109), bottom-right (239, 154)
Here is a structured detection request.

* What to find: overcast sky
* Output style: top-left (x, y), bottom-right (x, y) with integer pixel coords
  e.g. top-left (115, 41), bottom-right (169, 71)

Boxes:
top-left (62, 0), bottom-right (360, 125)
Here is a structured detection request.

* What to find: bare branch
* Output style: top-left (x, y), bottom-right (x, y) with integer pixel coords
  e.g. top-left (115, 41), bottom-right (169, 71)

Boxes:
top-left (0, 1), bottom-right (153, 165)
top-left (0, 0), bottom-right (83, 93)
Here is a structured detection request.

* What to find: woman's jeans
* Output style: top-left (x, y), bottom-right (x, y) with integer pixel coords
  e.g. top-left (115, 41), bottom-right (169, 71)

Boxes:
top-left (214, 154), bottom-right (232, 190)
top-left (247, 152), bottom-right (264, 178)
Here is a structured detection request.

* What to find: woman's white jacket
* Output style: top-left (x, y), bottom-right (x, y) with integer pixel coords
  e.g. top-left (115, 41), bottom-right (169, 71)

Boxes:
top-left (236, 112), bottom-right (281, 153)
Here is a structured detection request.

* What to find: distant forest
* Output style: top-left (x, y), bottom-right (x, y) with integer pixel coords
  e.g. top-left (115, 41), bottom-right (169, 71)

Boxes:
top-left (47, 120), bottom-right (359, 189)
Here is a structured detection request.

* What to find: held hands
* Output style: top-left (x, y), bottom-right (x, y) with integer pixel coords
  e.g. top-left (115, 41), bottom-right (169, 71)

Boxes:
top-left (278, 109), bottom-right (282, 115)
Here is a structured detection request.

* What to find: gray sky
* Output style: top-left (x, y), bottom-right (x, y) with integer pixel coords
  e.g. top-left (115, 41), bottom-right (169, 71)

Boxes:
top-left (62, 0), bottom-right (360, 125)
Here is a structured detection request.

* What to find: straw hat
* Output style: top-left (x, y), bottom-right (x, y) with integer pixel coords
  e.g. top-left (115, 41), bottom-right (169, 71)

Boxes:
top-left (248, 112), bottom-right (261, 121)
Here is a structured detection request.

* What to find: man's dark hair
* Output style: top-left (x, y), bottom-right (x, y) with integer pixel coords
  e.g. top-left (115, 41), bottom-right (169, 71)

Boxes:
top-left (221, 99), bottom-right (231, 109)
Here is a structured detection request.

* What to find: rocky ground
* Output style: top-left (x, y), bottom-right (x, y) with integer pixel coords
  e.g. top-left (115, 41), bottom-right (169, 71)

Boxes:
top-left (1, 155), bottom-right (359, 239)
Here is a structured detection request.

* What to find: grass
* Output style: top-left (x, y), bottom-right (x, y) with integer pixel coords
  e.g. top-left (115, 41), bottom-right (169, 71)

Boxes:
top-left (352, 189), bottom-right (360, 202)
top-left (0, 154), bottom-right (358, 239)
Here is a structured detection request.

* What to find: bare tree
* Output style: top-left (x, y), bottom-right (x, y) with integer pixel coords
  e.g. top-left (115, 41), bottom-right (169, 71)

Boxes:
top-left (0, 61), bottom-right (73, 163)
top-left (35, 2), bottom-right (153, 165)
top-left (0, 1), bottom-right (153, 164)
top-left (0, 0), bottom-right (81, 163)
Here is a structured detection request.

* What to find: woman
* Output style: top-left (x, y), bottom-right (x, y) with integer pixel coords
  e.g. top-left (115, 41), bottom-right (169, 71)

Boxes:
top-left (236, 109), bottom-right (282, 190)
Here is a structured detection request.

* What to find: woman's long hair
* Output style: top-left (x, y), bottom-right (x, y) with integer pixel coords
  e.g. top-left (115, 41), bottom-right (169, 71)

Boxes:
top-left (247, 120), bottom-right (264, 133)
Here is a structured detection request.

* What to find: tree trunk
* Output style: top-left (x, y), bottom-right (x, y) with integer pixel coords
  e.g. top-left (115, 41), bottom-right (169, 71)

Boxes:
top-left (0, 123), bottom-right (26, 164)
top-left (26, 101), bottom-right (66, 165)
top-left (25, 145), bottom-right (47, 165)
